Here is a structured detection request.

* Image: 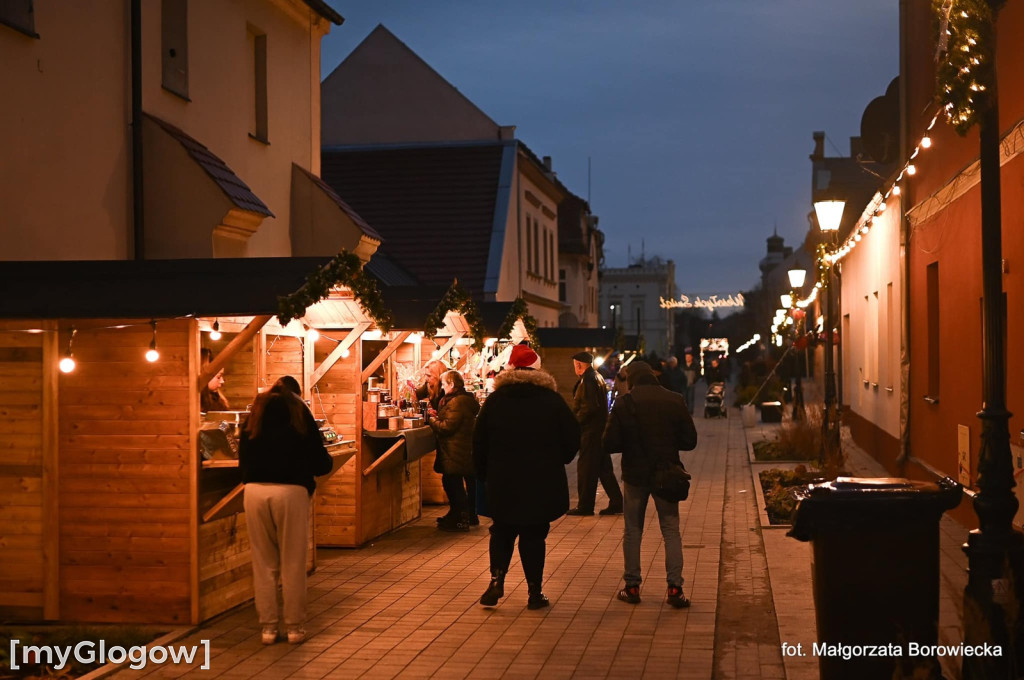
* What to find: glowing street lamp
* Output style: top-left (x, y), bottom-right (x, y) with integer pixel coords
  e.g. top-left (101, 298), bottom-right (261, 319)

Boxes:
top-left (814, 200), bottom-right (844, 458)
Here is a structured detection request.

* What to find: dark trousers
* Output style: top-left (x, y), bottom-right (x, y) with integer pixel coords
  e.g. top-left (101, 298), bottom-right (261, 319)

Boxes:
top-left (576, 428), bottom-right (623, 512)
top-left (489, 521), bottom-right (549, 584)
top-left (441, 475), bottom-right (477, 518)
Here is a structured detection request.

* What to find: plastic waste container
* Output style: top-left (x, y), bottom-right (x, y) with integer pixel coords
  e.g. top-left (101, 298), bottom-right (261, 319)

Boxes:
top-left (741, 404), bottom-right (756, 428)
top-left (787, 476), bottom-right (962, 680)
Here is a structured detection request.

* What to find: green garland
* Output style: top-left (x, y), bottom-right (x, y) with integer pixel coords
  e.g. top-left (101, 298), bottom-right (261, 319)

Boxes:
top-left (277, 251), bottom-right (394, 331)
top-left (496, 297), bottom-right (540, 348)
top-left (424, 280), bottom-right (487, 350)
top-left (934, 0), bottom-right (996, 135)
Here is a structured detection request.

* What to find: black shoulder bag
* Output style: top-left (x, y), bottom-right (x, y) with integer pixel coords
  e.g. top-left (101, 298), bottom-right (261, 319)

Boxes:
top-left (620, 394), bottom-right (691, 502)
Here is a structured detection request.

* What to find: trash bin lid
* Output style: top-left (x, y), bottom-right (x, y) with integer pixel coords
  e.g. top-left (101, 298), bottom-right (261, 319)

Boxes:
top-left (787, 476), bottom-right (962, 541)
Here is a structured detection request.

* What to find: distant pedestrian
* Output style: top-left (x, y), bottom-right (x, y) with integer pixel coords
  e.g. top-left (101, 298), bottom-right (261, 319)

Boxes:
top-left (603, 361), bottom-right (697, 608)
top-left (240, 387), bottom-right (333, 645)
top-left (428, 370), bottom-right (480, 532)
top-left (705, 357), bottom-right (724, 384)
top-left (567, 351), bottom-right (623, 516)
top-left (474, 345), bottom-right (580, 609)
top-left (665, 356), bottom-right (686, 395)
top-left (682, 352), bottom-right (698, 410)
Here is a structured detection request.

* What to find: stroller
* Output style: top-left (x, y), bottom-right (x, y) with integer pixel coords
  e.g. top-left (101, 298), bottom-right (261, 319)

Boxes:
top-left (703, 382), bottom-right (727, 418)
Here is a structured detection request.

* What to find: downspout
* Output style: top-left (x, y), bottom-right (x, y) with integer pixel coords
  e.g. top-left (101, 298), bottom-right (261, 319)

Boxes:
top-left (896, 0), bottom-right (911, 467)
top-left (131, 0), bottom-right (144, 260)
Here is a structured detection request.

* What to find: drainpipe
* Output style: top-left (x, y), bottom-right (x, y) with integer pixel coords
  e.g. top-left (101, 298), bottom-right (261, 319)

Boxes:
top-left (896, 0), bottom-right (911, 466)
top-left (131, 0), bottom-right (144, 260)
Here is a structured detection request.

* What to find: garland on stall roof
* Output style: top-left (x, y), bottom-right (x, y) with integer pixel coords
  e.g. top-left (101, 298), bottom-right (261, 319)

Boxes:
top-left (933, 0), bottom-right (996, 135)
top-left (424, 279), bottom-right (486, 350)
top-left (496, 296), bottom-right (540, 349)
top-left (277, 250), bottom-right (394, 331)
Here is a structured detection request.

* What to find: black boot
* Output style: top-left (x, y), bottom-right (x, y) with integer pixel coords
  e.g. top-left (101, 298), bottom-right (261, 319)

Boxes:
top-left (438, 513), bottom-right (469, 532)
top-left (480, 569), bottom-right (505, 606)
top-left (527, 581), bottom-right (549, 610)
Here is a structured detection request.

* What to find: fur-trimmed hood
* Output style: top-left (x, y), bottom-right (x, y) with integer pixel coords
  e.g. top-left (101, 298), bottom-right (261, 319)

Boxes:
top-left (493, 367), bottom-right (558, 393)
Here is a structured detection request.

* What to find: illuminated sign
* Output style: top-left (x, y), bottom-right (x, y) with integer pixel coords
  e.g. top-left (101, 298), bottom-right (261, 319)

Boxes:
top-left (659, 293), bottom-right (745, 310)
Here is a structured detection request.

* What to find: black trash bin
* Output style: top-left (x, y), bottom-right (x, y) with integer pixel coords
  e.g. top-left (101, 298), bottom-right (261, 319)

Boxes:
top-left (787, 476), bottom-right (962, 680)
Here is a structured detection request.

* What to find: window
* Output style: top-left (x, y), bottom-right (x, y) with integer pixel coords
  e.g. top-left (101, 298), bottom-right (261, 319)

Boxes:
top-left (161, 0), bottom-right (189, 99)
top-left (0, 0), bottom-right (37, 38)
top-left (525, 216), bottom-right (533, 274)
top-left (247, 25), bottom-right (268, 143)
top-left (549, 232), bottom-right (555, 280)
top-left (542, 228), bottom-right (549, 279)
top-left (532, 220), bottom-right (539, 273)
top-left (886, 283), bottom-right (895, 388)
top-left (926, 262), bottom-right (940, 399)
top-left (558, 269), bottom-right (566, 302)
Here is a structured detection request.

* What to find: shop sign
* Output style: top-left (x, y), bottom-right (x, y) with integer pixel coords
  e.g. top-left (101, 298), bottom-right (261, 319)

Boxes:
top-left (659, 293), bottom-right (745, 310)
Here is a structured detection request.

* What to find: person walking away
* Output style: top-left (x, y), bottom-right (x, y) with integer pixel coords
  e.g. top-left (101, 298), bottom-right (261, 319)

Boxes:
top-left (474, 345), bottom-right (580, 609)
top-left (429, 370), bottom-right (480, 532)
top-left (567, 351), bottom-right (623, 516)
top-left (682, 351), bottom-right (698, 411)
top-left (665, 356), bottom-right (686, 395)
top-left (239, 386), bottom-right (333, 644)
top-left (603, 361), bottom-right (697, 608)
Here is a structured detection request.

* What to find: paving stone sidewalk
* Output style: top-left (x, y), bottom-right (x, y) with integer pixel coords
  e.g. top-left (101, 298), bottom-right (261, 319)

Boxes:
top-left (108, 411), bottom-right (798, 680)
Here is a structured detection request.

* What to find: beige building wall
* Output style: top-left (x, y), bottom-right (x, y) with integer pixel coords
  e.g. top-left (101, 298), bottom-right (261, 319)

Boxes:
top-left (1, 0), bottom-right (331, 261)
top-left (0, 2), bottom-right (130, 259)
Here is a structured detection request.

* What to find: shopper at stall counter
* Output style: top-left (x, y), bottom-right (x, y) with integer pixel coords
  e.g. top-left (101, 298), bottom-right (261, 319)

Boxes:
top-left (473, 345), bottom-right (580, 609)
top-left (239, 382), bottom-right (332, 646)
top-left (428, 370), bottom-right (481, 532)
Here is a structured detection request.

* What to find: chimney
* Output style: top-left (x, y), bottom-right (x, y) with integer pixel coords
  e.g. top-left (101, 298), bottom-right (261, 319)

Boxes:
top-left (542, 156), bottom-right (552, 172)
top-left (498, 125), bottom-right (516, 140)
top-left (810, 131), bottom-right (825, 160)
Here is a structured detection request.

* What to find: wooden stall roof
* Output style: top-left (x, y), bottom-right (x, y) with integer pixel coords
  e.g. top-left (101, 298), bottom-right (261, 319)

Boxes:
top-left (0, 258), bottom-right (335, 319)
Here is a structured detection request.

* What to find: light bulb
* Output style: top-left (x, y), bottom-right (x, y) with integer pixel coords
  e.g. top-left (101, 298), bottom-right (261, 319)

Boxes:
top-left (877, 201), bottom-right (886, 212)
top-left (209, 321), bottom-right (222, 341)
top-left (906, 164), bottom-right (917, 176)
top-left (341, 347), bottom-right (350, 358)
top-left (921, 136), bottom-right (932, 149)
top-left (145, 348), bottom-right (160, 362)
top-left (59, 356), bottom-right (76, 373)
top-left (308, 328), bottom-right (320, 342)
top-left (892, 185), bottom-right (901, 196)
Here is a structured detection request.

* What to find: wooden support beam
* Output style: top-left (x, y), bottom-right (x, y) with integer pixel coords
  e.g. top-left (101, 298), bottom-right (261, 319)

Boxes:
top-left (362, 439), bottom-right (404, 477)
top-left (311, 323), bottom-right (370, 386)
top-left (433, 332), bottom-right (463, 361)
top-left (360, 331), bottom-right (412, 384)
top-left (41, 327), bottom-right (59, 620)
top-left (187, 322), bottom-right (200, 625)
top-left (198, 315), bottom-right (271, 390)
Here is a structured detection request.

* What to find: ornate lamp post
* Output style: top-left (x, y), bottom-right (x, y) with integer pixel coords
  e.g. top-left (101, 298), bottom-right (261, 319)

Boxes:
top-left (813, 200), bottom-right (843, 461)
top-left (787, 268), bottom-right (807, 421)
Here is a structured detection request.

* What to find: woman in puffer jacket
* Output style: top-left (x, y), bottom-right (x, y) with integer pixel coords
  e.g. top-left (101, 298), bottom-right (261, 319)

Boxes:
top-left (428, 370), bottom-right (480, 531)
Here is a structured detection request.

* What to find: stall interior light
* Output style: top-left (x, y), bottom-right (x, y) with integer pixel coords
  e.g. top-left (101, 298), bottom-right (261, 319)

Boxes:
top-left (145, 321), bottom-right (160, 362)
top-left (303, 324), bottom-right (320, 342)
top-left (364, 329), bottom-right (383, 341)
top-left (209, 320), bottom-right (222, 341)
top-left (59, 326), bottom-right (77, 374)
top-left (485, 337), bottom-right (497, 348)
top-left (341, 347), bottom-right (350, 358)
top-left (593, 356), bottom-right (605, 368)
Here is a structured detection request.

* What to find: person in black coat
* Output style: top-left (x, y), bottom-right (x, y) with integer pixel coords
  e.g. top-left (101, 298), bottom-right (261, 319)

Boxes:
top-left (473, 345), bottom-right (580, 610)
top-left (603, 361), bottom-right (697, 609)
top-left (567, 351), bottom-right (622, 516)
top-left (429, 370), bottom-right (481, 532)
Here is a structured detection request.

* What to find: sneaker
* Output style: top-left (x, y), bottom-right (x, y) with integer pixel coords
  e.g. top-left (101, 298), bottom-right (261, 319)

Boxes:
top-left (261, 626), bottom-right (278, 645)
top-left (617, 585), bottom-right (641, 604)
top-left (598, 505), bottom-right (623, 516)
top-left (666, 585), bottom-right (691, 609)
top-left (566, 507), bottom-right (594, 516)
top-left (286, 627), bottom-right (306, 644)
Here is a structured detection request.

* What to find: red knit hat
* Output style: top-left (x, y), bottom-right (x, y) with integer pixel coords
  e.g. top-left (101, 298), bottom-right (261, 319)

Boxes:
top-left (508, 344), bottom-right (540, 369)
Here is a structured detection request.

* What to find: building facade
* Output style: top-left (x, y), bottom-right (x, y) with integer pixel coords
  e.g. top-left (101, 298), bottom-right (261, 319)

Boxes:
top-left (599, 255), bottom-right (676, 357)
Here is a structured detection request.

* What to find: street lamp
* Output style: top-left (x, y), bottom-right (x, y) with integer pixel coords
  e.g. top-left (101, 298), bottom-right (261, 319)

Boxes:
top-left (814, 199), bottom-right (844, 460)
top-left (786, 268), bottom-right (807, 421)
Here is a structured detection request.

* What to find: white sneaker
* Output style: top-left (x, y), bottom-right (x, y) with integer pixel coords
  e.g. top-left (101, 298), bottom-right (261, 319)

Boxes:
top-left (261, 626), bottom-right (278, 645)
top-left (287, 627), bottom-right (306, 644)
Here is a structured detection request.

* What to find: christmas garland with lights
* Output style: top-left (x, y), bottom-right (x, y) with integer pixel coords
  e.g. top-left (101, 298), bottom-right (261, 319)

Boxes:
top-left (934, 0), bottom-right (995, 135)
top-left (277, 251), bottom-right (394, 331)
top-left (496, 297), bottom-right (540, 348)
top-left (424, 280), bottom-right (487, 350)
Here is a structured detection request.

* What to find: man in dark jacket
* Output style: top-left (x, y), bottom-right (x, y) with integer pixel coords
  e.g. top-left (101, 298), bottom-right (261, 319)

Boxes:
top-left (474, 345), bottom-right (580, 610)
top-left (603, 361), bottom-right (697, 609)
top-left (568, 351), bottom-right (623, 516)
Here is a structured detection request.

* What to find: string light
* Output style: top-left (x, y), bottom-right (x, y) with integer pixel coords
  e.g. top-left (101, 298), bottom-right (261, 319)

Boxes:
top-left (59, 326), bottom-right (77, 374)
top-left (145, 320), bottom-right (160, 362)
top-left (209, 320), bottom-right (222, 341)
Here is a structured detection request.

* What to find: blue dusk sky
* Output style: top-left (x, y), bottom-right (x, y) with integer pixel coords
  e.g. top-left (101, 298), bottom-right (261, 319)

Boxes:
top-left (320, 1), bottom-right (898, 298)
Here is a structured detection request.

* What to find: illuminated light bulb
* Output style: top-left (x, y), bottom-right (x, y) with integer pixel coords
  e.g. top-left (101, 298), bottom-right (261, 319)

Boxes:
top-left (308, 328), bottom-right (320, 342)
top-left (146, 348), bottom-right (160, 362)
top-left (861, 226), bottom-right (869, 235)
top-left (431, 349), bottom-right (442, 359)
top-left (59, 355), bottom-right (76, 373)
top-left (815, 282), bottom-right (822, 289)
top-left (877, 201), bottom-right (886, 212)
top-left (920, 136), bottom-right (932, 149)
top-left (906, 164), bottom-right (917, 176)
top-left (209, 321), bottom-right (222, 341)
top-left (594, 356), bottom-right (605, 368)
top-left (341, 347), bottom-right (350, 359)
top-left (485, 338), bottom-right (497, 348)
top-left (855, 234), bottom-right (862, 242)
top-left (892, 185), bottom-right (901, 196)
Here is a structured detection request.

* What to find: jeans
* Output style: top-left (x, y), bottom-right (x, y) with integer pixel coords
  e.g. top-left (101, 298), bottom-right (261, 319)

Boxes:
top-left (244, 483), bottom-right (310, 627)
top-left (489, 521), bottom-right (550, 583)
top-left (622, 481), bottom-right (683, 588)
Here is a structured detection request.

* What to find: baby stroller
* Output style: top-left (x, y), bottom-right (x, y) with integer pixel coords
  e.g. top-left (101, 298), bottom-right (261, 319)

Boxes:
top-left (704, 382), bottom-right (727, 418)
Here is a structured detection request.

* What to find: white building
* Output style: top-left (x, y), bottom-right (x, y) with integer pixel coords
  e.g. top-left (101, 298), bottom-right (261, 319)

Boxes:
top-left (599, 256), bottom-right (676, 357)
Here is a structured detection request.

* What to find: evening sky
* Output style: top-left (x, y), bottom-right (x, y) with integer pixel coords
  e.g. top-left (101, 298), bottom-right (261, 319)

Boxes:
top-left (320, 1), bottom-right (899, 297)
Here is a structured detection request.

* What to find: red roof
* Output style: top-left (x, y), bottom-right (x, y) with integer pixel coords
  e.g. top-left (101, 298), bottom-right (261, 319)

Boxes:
top-left (321, 143), bottom-right (506, 297)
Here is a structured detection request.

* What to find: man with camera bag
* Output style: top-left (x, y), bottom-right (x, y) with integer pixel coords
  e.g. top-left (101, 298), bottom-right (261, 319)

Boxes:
top-left (602, 361), bottom-right (698, 608)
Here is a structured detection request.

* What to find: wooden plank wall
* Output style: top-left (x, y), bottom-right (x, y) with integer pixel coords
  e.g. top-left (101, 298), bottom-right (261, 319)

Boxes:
top-left (0, 330), bottom-right (46, 620)
top-left (312, 335), bottom-right (361, 546)
top-left (59, 320), bottom-right (193, 624)
top-left (204, 333), bottom-right (257, 409)
top-left (265, 333), bottom-right (304, 394)
top-left (197, 512), bottom-right (251, 621)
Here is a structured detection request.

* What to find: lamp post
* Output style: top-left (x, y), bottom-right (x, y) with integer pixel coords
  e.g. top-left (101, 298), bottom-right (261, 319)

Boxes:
top-left (814, 200), bottom-right (844, 462)
top-left (962, 3), bottom-right (1024, 676)
top-left (787, 268), bottom-right (807, 421)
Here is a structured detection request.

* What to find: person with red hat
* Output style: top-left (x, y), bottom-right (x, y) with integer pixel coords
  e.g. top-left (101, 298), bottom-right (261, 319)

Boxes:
top-left (473, 344), bottom-right (580, 609)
